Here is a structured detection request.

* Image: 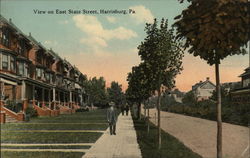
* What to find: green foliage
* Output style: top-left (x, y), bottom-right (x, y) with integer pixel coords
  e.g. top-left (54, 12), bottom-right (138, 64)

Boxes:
top-left (132, 114), bottom-right (202, 158)
top-left (126, 63), bottom-right (152, 105)
top-left (174, 0), bottom-right (249, 65)
top-left (167, 100), bottom-right (249, 126)
top-left (84, 77), bottom-right (108, 107)
top-left (107, 81), bottom-right (124, 105)
top-left (182, 91), bottom-right (196, 105)
top-left (1, 109), bottom-right (108, 146)
top-left (1, 152), bottom-right (84, 158)
top-left (138, 18), bottom-right (184, 91)
top-left (210, 86), bottom-right (230, 103)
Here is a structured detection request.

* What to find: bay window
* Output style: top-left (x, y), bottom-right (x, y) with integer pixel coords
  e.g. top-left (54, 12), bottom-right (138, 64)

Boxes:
top-left (2, 54), bottom-right (8, 70)
top-left (36, 68), bottom-right (44, 79)
top-left (18, 62), bottom-right (24, 75)
top-left (0, 28), bottom-right (10, 47)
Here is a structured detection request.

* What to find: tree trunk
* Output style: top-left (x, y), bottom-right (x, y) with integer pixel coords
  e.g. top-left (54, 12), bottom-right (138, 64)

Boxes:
top-left (147, 108), bottom-right (150, 135)
top-left (137, 102), bottom-right (141, 120)
top-left (157, 89), bottom-right (161, 150)
top-left (215, 63), bottom-right (222, 158)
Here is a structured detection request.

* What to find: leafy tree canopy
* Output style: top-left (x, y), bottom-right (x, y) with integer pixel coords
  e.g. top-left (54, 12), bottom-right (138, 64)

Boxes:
top-left (138, 18), bottom-right (184, 91)
top-left (174, 0), bottom-right (249, 65)
top-left (84, 77), bottom-right (108, 107)
top-left (107, 81), bottom-right (124, 105)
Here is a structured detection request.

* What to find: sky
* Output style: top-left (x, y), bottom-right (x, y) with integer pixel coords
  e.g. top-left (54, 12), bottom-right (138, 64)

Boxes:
top-left (1, 0), bottom-right (249, 92)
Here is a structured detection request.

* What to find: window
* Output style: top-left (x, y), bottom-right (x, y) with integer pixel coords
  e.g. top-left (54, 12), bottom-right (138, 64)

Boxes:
top-left (45, 72), bottom-right (50, 82)
top-left (2, 54), bottom-right (8, 70)
top-left (0, 28), bottom-right (10, 47)
top-left (36, 68), bottom-right (44, 79)
top-left (36, 68), bottom-right (41, 78)
top-left (18, 62), bottom-right (24, 75)
top-left (56, 75), bottom-right (63, 85)
top-left (10, 56), bottom-right (15, 72)
top-left (17, 40), bottom-right (25, 55)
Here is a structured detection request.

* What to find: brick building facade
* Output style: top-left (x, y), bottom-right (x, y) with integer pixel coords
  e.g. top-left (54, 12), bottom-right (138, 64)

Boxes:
top-left (0, 15), bottom-right (87, 123)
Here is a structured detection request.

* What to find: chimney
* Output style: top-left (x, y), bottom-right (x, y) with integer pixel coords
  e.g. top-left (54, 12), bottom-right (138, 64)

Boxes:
top-left (9, 18), bottom-right (12, 23)
top-left (29, 32), bottom-right (31, 36)
top-left (206, 77), bottom-right (210, 81)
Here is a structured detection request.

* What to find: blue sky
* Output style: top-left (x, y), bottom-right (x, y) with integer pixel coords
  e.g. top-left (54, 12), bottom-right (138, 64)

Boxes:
top-left (1, 0), bottom-right (249, 91)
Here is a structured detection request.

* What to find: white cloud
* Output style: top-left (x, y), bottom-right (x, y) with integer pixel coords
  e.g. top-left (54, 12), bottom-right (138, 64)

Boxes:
top-left (106, 16), bottom-right (117, 23)
top-left (129, 5), bottom-right (154, 24)
top-left (72, 15), bottom-right (137, 57)
top-left (73, 15), bottom-right (137, 42)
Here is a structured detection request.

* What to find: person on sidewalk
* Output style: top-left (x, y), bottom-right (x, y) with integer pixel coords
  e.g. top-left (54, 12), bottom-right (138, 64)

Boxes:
top-left (107, 102), bottom-right (118, 135)
top-left (121, 105), bottom-right (125, 116)
top-left (125, 104), bottom-right (129, 116)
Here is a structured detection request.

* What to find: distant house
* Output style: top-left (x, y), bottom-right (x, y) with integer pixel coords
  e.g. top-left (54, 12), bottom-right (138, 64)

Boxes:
top-left (231, 67), bottom-right (250, 103)
top-left (192, 77), bottom-right (216, 101)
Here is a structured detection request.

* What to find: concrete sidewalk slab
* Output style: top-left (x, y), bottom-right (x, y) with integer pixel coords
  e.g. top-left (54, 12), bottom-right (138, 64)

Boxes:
top-left (82, 112), bottom-right (142, 158)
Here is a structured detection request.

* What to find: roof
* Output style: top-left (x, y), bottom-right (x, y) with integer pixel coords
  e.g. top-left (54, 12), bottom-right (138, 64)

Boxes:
top-left (26, 34), bottom-right (48, 51)
top-left (0, 15), bottom-right (31, 43)
top-left (239, 67), bottom-right (250, 77)
top-left (48, 49), bottom-right (62, 61)
top-left (192, 79), bottom-right (215, 90)
top-left (1, 14), bottom-right (87, 80)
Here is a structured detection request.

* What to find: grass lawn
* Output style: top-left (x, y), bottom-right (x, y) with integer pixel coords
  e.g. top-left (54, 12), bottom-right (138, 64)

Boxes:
top-left (1, 123), bottom-right (108, 130)
top-left (132, 116), bottom-right (203, 158)
top-left (0, 152), bottom-right (84, 158)
top-left (29, 110), bottom-right (107, 123)
top-left (1, 132), bottom-right (103, 143)
top-left (1, 145), bottom-right (91, 149)
top-left (1, 109), bottom-right (108, 158)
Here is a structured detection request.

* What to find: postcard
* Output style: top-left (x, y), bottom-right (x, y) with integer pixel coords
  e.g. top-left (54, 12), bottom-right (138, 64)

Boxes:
top-left (0, 0), bottom-right (249, 158)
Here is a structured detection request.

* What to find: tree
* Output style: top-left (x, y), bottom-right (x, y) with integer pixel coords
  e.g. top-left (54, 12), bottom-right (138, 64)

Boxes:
top-left (126, 62), bottom-right (152, 119)
top-left (107, 81), bottom-right (124, 106)
top-left (182, 91), bottom-right (196, 105)
top-left (138, 18), bottom-right (184, 149)
top-left (173, 1), bottom-right (249, 157)
top-left (84, 77), bottom-right (108, 107)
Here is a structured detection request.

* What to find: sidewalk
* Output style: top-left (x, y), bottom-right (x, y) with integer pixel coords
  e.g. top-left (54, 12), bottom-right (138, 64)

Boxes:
top-left (82, 112), bottom-right (142, 158)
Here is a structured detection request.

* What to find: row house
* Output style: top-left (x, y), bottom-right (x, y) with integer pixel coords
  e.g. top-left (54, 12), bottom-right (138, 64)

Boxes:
top-left (231, 66), bottom-right (250, 103)
top-left (0, 15), bottom-right (87, 123)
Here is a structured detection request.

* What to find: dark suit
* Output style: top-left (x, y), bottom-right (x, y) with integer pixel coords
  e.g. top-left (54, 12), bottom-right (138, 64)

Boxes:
top-left (107, 107), bottom-right (117, 135)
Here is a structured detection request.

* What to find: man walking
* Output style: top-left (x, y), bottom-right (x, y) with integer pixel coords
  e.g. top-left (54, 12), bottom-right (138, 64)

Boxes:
top-left (125, 103), bottom-right (129, 116)
top-left (107, 102), bottom-right (118, 135)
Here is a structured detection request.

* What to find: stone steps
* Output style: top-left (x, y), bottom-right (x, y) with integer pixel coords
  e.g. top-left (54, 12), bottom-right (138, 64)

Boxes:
top-left (5, 112), bottom-right (19, 123)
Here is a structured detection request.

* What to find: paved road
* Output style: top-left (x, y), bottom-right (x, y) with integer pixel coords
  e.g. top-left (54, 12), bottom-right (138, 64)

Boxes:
top-left (82, 112), bottom-right (142, 158)
top-left (146, 108), bottom-right (249, 158)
